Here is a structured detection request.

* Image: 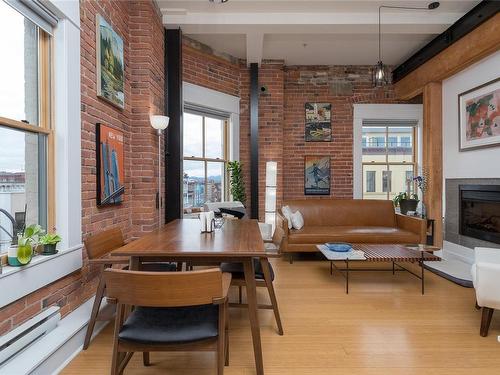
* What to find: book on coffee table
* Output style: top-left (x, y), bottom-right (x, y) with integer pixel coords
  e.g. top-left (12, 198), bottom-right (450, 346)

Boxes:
top-left (317, 245), bottom-right (366, 260)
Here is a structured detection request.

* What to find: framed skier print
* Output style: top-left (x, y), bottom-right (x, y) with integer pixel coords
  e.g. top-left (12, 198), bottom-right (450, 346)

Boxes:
top-left (96, 123), bottom-right (125, 206)
top-left (304, 156), bottom-right (330, 195)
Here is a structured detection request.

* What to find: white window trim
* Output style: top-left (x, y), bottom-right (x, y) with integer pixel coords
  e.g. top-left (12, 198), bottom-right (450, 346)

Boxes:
top-left (183, 82), bottom-right (240, 161)
top-left (353, 104), bottom-right (423, 199)
top-left (0, 1), bottom-right (82, 308)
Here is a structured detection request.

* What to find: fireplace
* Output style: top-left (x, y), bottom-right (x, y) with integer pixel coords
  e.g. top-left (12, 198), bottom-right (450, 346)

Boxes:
top-left (460, 185), bottom-right (500, 245)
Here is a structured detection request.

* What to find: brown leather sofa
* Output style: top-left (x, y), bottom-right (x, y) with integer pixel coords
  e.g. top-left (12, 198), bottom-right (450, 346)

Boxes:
top-left (277, 199), bottom-right (426, 256)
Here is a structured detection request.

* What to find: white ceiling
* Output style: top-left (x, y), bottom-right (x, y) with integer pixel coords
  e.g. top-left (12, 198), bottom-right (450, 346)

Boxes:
top-left (157, 0), bottom-right (481, 66)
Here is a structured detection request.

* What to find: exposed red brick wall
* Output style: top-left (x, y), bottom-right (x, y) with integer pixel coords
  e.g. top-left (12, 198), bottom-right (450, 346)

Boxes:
top-left (183, 42), bottom-right (240, 97)
top-left (282, 65), bottom-right (403, 201)
top-left (181, 42), bottom-right (416, 221)
top-left (0, 0), bottom-right (165, 336)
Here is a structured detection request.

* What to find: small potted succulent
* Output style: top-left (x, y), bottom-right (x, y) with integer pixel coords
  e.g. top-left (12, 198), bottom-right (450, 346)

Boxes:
top-left (39, 233), bottom-right (62, 255)
top-left (393, 192), bottom-right (419, 215)
top-left (8, 224), bottom-right (45, 266)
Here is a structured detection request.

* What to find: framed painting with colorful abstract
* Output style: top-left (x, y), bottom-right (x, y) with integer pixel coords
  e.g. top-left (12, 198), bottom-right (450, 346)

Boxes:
top-left (96, 123), bottom-right (125, 206)
top-left (304, 156), bottom-right (330, 195)
top-left (459, 77), bottom-right (500, 151)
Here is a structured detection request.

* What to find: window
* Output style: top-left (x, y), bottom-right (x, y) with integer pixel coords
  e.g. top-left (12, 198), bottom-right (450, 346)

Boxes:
top-left (366, 171), bottom-right (376, 193)
top-left (382, 171), bottom-right (392, 193)
top-left (400, 136), bottom-right (411, 148)
top-left (362, 125), bottom-right (416, 200)
top-left (183, 111), bottom-right (228, 216)
top-left (0, 1), bottom-right (52, 255)
top-left (388, 136), bottom-right (398, 148)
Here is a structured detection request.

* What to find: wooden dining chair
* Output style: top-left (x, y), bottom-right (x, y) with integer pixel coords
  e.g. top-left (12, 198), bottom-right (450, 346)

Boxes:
top-left (83, 228), bottom-right (177, 350)
top-left (104, 268), bottom-right (231, 375)
top-left (220, 226), bottom-right (284, 336)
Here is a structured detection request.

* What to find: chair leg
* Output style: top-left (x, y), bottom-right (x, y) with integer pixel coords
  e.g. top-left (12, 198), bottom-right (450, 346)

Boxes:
top-left (238, 286), bottom-right (242, 304)
top-left (475, 301), bottom-right (481, 310)
top-left (83, 268), bottom-right (106, 350)
top-left (480, 307), bottom-right (494, 337)
top-left (143, 352), bottom-right (150, 366)
top-left (225, 301), bottom-right (229, 366)
top-left (260, 258), bottom-right (284, 336)
top-left (217, 303), bottom-right (227, 375)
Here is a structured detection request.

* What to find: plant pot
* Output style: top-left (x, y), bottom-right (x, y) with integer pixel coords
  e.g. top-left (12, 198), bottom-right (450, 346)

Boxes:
top-left (399, 199), bottom-right (419, 215)
top-left (41, 243), bottom-right (58, 255)
top-left (8, 244), bottom-right (33, 266)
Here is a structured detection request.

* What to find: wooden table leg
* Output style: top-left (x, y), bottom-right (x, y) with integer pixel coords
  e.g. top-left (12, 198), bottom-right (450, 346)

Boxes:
top-left (260, 258), bottom-right (284, 336)
top-left (243, 258), bottom-right (264, 375)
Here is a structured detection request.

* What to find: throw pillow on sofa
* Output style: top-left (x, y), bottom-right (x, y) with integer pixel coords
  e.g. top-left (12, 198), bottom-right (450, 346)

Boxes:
top-left (281, 206), bottom-right (293, 229)
top-left (291, 210), bottom-right (304, 230)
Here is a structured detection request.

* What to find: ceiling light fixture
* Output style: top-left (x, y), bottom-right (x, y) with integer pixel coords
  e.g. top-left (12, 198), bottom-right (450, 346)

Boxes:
top-left (373, 2), bottom-right (440, 87)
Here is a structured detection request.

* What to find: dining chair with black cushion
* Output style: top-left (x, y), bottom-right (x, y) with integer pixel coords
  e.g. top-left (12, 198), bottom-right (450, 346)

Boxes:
top-left (220, 226), bottom-right (284, 335)
top-left (104, 268), bottom-right (231, 375)
top-left (83, 228), bottom-right (177, 350)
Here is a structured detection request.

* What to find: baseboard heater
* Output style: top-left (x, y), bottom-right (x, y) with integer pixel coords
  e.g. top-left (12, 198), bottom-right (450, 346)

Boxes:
top-left (0, 306), bottom-right (60, 366)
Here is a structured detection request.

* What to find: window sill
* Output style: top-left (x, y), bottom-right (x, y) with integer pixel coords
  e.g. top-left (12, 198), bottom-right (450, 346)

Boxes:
top-left (0, 245), bottom-right (83, 308)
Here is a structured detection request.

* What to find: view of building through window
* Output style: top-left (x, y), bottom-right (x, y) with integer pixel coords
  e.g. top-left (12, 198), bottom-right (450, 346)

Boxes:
top-left (0, 1), bottom-right (48, 254)
top-left (183, 111), bottom-right (227, 216)
top-left (362, 126), bottom-right (416, 200)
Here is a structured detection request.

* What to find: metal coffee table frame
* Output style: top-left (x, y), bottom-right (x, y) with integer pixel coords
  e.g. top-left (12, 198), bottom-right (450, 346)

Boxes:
top-left (321, 244), bottom-right (440, 295)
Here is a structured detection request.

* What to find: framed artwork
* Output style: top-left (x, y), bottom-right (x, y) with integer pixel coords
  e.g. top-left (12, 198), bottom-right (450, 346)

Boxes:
top-left (96, 123), bottom-right (125, 206)
top-left (305, 102), bottom-right (332, 142)
top-left (459, 77), bottom-right (500, 151)
top-left (304, 156), bottom-right (330, 195)
top-left (96, 14), bottom-right (125, 109)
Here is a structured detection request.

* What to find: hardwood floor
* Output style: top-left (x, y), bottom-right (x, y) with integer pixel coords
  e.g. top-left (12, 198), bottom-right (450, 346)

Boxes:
top-left (62, 257), bottom-right (500, 375)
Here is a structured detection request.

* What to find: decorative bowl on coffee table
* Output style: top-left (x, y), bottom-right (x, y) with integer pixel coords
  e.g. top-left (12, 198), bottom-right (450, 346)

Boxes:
top-left (325, 242), bottom-right (352, 252)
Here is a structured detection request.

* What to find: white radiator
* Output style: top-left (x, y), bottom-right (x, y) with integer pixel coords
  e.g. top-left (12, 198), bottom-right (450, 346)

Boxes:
top-left (0, 306), bottom-right (60, 366)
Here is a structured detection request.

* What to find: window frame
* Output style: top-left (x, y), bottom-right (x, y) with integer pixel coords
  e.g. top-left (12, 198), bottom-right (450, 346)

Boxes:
top-left (0, 27), bottom-right (54, 260)
top-left (182, 110), bottom-right (229, 212)
top-left (362, 126), bottom-right (417, 200)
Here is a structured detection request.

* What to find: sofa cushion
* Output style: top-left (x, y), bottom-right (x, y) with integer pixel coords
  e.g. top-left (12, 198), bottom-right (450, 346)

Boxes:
top-left (288, 226), bottom-right (419, 244)
top-left (284, 199), bottom-right (397, 227)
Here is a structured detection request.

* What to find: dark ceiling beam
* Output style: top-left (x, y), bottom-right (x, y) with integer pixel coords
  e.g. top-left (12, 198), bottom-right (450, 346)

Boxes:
top-left (393, 1), bottom-right (500, 83)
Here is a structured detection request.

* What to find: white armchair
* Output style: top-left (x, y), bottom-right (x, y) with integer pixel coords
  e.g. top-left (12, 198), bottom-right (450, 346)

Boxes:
top-left (471, 247), bottom-right (500, 337)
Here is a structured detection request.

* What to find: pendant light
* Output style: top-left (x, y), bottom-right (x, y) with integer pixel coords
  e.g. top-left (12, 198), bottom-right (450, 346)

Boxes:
top-left (373, 2), bottom-right (440, 87)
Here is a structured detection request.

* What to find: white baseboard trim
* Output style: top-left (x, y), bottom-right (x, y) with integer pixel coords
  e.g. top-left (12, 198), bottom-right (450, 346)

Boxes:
top-left (0, 296), bottom-right (110, 375)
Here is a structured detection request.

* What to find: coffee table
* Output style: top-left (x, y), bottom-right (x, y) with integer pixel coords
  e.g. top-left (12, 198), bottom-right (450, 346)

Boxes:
top-left (317, 244), bottom-right (441, 294)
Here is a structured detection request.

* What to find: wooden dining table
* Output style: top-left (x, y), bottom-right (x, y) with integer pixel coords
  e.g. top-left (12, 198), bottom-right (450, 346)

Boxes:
top-left (111, 218), bottom-right (275, 375)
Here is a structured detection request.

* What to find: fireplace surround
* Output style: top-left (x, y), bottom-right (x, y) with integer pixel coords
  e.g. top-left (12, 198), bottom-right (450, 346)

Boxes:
top-left (445, 178), bottom-right (500, 250)
top-left (459, 185), bottom-right (500, 245)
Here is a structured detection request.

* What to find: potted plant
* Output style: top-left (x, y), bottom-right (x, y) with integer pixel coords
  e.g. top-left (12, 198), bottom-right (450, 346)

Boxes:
top-left (39, 233), bottom-right (62, 255)
top-left (8, 224), bottom-right (45, 266)
top-left (393, 192), bottom-right (419, 215)
top-left (227, 161), bottom-right (247, 206)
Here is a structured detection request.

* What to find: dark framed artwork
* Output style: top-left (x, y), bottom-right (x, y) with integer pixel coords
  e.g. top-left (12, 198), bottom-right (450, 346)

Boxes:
top-left (96, 14), bottom-right (125, 109)
top-left (304, 156), bottom-right (330, 195)
top-left (458, 77), bottom-right (500, 151)
top-left (96, 123), bottom-right (125, 206)
top-left (305, 102), bottom-right (332, 142)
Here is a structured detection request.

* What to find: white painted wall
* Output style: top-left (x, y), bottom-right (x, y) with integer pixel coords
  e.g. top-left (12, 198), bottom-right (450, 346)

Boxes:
top-left (441, 51), bottom-right (500, 263)
top-left (442, 51), bottom-right (500, 180)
